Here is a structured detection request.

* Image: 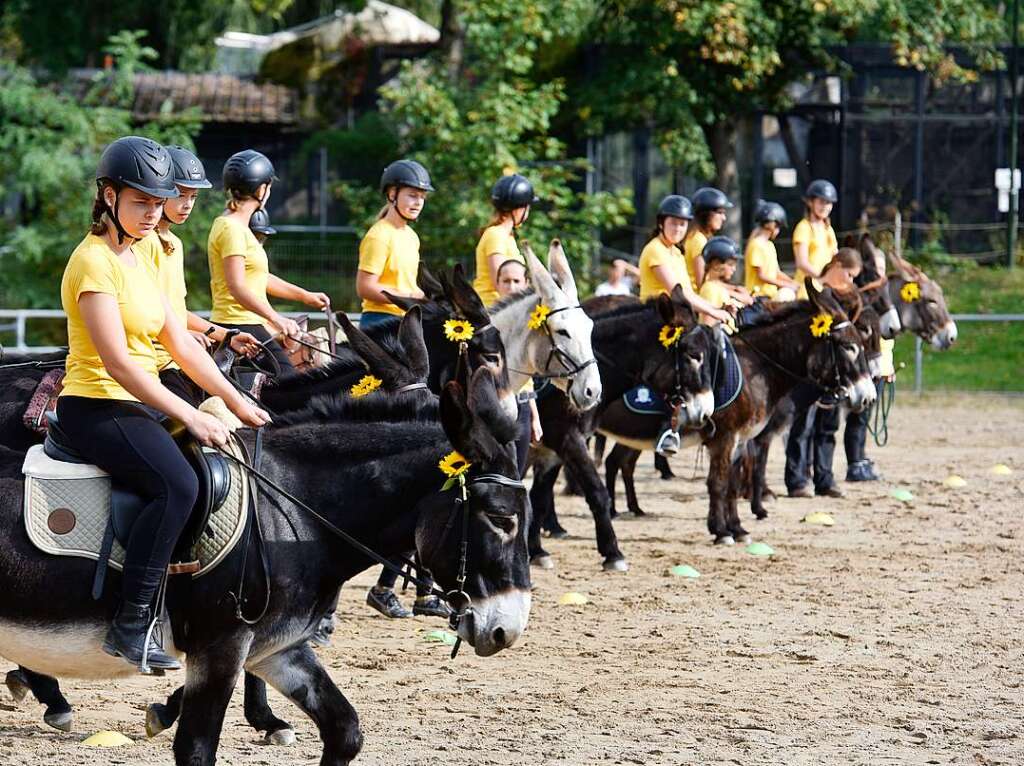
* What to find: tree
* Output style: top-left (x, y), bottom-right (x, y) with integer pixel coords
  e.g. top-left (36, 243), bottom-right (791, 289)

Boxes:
top-left (0, 31), bottom-right (203, 308)
top-left (332, 0), bottom-right (633, 275)
top-left (572, 0), bottom-right (1007, 233)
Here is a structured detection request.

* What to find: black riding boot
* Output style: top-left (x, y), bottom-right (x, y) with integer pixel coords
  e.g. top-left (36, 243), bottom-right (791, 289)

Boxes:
top-left (103, 601), bottom-right (181, 673)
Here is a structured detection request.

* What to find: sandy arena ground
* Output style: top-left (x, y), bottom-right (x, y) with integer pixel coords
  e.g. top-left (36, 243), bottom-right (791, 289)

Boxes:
top-left (1, 393), bottom-right (1021, 765)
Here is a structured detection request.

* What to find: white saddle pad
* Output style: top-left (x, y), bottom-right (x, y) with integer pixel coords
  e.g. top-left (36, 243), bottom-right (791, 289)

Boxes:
top-left (22, 435), bottom-right (251, 579)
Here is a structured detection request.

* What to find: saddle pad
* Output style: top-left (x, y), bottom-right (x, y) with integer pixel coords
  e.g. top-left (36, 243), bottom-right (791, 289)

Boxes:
top-left (623, 385), bottom-right (671, 417)
top-left (23, 435), bottom-right (250, 579)
top-left (713, 335), bottom-right (743, 412)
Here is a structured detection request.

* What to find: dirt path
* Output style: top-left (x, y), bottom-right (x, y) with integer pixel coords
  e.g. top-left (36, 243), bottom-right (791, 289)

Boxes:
top-left (2, 394), bottom-right (1022, 765)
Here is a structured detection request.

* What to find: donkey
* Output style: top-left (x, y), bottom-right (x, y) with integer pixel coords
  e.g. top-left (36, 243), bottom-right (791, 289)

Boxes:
top-left (600, 284), bottom-right (877, 543)
top-left (3, 306), bottom-right (465, 741)
top-left (526, 288), bottom-right (717, 570)
top-left (0, 362), bottom-right (530, 766)
top-left (886, 247), bottom-right (958, 350)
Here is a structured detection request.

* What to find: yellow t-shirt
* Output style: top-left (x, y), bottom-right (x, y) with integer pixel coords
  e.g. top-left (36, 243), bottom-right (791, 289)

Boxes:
top-left (208, 215), bottom-right (270, 326)
top-left (473, 225), bottom-right (523, 307)
top-left (792, 218), bottom-right (838, 298)
top-left (358, 217), bottom-right (420, 316)
top-left (60, 233), bottom-right (166, 401)
top-left (744, 236), bottom-right (781, 298)
top-left (683, 231), bottom-right (707, 291)
top-left (147, 231), bottom-right (188, 370)
top-left (698, 278), bottom-right (740, 331)
top-left (638, 237), bottom-right (690, 301)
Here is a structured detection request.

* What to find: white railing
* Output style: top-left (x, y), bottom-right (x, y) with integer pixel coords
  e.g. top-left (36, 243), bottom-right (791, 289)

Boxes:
top-left (0, 309), bottom-right (360, 353)
top-left (912, 313), bottom-right (1024, 393)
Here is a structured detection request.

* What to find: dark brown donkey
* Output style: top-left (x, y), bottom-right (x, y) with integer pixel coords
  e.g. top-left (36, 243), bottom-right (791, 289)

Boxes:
top-left (600, 283), bottom-right (877, 543)
top-left (527, 288), bottom-right (716, 571)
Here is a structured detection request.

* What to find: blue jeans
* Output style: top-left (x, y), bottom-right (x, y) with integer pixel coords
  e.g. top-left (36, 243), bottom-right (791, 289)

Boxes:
top-left (359, 311), bottom-right (399, 330)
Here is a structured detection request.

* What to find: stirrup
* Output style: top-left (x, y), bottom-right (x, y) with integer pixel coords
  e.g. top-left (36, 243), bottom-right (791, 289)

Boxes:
top-left (655, 429), bottom-right (680, 457)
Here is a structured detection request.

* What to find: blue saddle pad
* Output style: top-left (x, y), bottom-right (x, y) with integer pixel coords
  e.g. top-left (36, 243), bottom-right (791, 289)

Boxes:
top-left (623, 385), bottom-right (671, 416)
top-left (713, 335), bottom-right (743, 412)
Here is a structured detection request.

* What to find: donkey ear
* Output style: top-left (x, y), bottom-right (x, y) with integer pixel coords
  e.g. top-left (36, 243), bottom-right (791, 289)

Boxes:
top-left (467, 367), bottom-right (518, 445)
top-left (548, 239), bottom-right (579, 304)
top-left (336, 312), bottom-right (402, 385)
top-left (397, 305), bottom-right (429, 380)
top-left (524, 242), bottom-right (563, 307)
top-left (842, 233), bottom-right (856, 248)
top-left (656, 292), bottom-right (677, 326)
top-left (669, 284), bottom-right (696, 325)
top-left (417, 263), bottom-right (445, 301)
top-left (806, 278), bottom-right (824, 310)
top-left (449, 263), bottom-right (491, 326)
top-left (382, 290), bottom-right (429, 313)
top-left (440, 380), bottom-right (474, 456)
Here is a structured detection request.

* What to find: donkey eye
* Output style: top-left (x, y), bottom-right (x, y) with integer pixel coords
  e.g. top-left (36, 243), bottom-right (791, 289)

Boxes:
top-left (485, 513), bottom-right (517, 535)
top-left (482, 352), bottom-right (501, 365)
top-left (556, 329), bottom-right (571, 339)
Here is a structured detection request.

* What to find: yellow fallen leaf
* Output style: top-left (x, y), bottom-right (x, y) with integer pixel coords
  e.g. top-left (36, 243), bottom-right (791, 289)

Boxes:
top-left (801, 512), bottom-right (835, 526)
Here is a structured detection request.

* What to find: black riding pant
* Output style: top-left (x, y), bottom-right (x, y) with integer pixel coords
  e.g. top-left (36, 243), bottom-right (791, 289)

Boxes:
top-left (376, 555), bottom-right (433, 597)
top-left (515, 398), bottom-right (532, 480)
top-left (784, 384), bottom-right (840, 493)
top-left (55, 396), bottom-right (198, 607)
top-left (844, 407), bottom-right (869, 464)
top-left (217, 323), bottom-right (292, 372)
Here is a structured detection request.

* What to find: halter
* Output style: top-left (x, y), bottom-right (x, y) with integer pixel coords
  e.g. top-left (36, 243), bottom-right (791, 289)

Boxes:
top-left (510, 304), bottom-right (598, 382)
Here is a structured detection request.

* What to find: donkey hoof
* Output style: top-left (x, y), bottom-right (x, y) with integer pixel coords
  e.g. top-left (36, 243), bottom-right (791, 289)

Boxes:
top-left (5, 670), bottom-right (29, 703)
top-left (602, 557), bottom-right (629, 572)
top-left (265, 727), bottom-right (296, 746)
top-left (714, 535), bottom-right (736, 546)
top-left (43, 710), bottom-right (73, 733)
top-left (531, 555), bottom-right (554, 570)
top-left (145, 705), bottom-right (170, 738)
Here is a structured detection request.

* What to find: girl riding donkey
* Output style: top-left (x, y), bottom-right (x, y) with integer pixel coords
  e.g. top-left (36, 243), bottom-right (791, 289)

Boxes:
top-left (356, 158), bottom-right (449, 620)
top-left (53, 137), bottom-right (271, 671)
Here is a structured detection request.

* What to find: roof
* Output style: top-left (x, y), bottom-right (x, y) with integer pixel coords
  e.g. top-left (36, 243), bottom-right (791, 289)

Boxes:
top-left (68, 70), bottom-right (300, 126)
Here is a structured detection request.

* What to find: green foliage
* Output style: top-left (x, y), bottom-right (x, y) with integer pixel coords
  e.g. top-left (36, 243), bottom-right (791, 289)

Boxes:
top-left (335, 0), bottom-right (633, 271)
top-left (0, 31), bottom-right (203, 307)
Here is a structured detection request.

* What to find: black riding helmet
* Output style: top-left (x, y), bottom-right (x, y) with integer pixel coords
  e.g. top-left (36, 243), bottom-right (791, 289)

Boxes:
top-left (657, 194), bottom-right (693, 221)
top-left (491, 173), bottom-right (538, 212)
top-left (754, 199), bottom-right (788, 228)
top-left (805, 179), bottom-right (838, 204)
top-left (702, 235), bottom-right (742, 264)
top-left (95, 136), bottom-right (178, 243)
top-left (223, 149), bottom-right (276, 198)
top-left (249, 208), bottom-right (276, 236)
top-left (380, 159), bottom-right (435, 194)
top-left (692, 187), bottom-right (734, 214)
top-left (166, 145), bottom-right (212, 189)
top-left (96, 137), bottom-right (178, 199)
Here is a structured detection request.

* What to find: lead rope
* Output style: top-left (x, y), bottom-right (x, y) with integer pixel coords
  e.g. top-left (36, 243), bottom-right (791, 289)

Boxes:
top-left (868, 376), bottom-right (896, 447)
top-left (226, 429), bottom-right (273, 625)
top-left (449, 478), bottom-right (471, 659)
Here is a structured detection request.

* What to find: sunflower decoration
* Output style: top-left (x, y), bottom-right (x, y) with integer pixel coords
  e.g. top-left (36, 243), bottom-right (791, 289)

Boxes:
top-left (527, 303), bottom-right (552, 331)
top-left (438, 451), bottom-right (472, 491)
top-left (659, 325), bottom-right (683, 349)
top-left (900, 281), bottom-right (921, 303)
top-left (350, 374), bottom-right (383, 398)
top-left (443, 318), bottom-right (475, 342)
top-left (809, 313), bottom-right (834, 338)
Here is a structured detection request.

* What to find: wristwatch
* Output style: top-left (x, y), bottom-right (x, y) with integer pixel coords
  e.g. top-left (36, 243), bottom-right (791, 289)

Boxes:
top-left (204, 326), bottom-right (217, 338)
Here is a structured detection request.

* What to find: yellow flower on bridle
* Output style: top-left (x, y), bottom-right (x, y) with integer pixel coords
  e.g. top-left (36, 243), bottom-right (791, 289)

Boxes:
top-left (439, 450), bottom-right (472, 479)
top-left (900, 281), bottom-right (921, 303)
top-left (527, 303), bottom-right (552, 331)
top-left (443, 318), bottom-right (474, 342)
top-left (659, 325), bottom-right (683, 348)
top-left (809, 313), bottom-right (834, 338)
top-left (350, 374), bottom-right (383, 398)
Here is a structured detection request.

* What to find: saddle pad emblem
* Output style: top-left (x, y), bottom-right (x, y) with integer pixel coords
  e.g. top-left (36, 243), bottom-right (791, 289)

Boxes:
top-left (623, 386), bottom-right (671, 416)
top-left (23, 436), bottom-right (250, 579)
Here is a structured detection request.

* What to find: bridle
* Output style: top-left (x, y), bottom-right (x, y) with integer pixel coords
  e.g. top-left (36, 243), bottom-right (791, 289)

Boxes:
top-left (732, 314), bottom-right (856, 398)
top-left (217, 441), bottom-right (525, 659)
top-left (509, 304), bottom-right (598, 382)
